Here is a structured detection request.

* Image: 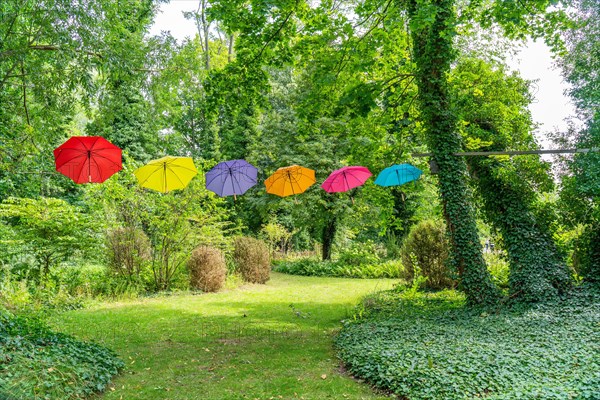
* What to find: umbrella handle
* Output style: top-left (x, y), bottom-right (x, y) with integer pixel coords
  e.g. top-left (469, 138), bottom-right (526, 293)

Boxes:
top-left (164, 162), bottom-right (168, 193)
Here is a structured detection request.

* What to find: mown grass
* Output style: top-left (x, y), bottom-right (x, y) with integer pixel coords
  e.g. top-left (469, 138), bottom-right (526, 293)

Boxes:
top-left (51, 272), bottom-right (398, 399)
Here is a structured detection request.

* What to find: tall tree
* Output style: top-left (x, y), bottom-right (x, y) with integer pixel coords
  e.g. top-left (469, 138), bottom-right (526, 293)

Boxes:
top-left (556, 0), bottom-right (600, 282)
top-left (0, 0), bottom-right (162, 195)
top-left (405, 0), bottom-right (499, 304)
top-left (451, 59), bottom-right (571, 300)
top-left (401, 0), bottom-right (572, 303)
top-left (86, 0), bottom-right (162, 162)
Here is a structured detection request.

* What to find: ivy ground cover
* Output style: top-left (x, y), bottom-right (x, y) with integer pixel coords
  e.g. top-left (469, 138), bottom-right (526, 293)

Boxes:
top-left (335, 286), bottom-right (600, 399)
top-left (50, 273), bottom-right (398, 399)
top-left (0, 311), bottom-right (123, 399)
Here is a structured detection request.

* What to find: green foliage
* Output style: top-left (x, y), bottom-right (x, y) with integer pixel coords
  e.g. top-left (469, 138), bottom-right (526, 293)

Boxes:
top-left (0, 197), bottom-right (101, 281)
top-left (559, 0), bottom-right (599, 117)
top-left (450, 59), bottom-right (571, 301)
top-left (234, 236), bottom-right (270, 284)
top-left (400, 219), bottom-right (455, 290)
top-left (0, 0), bottom-right (162, 198)
top-left (188, 246), bottom-right (227, 292)
top-left (471, 157), bottom-right (571, 301)
top-left (274, 257), bottom-right (402, 279)
top-left (336, 286), bottom-right (600, 399)
top-left (406, 0), bottom-right (500, 305)
top-left (0, 277), bottom-right (83, 316)
top-left (0, 262), bottom-right (150, 314)
top-left (85, 161), bottom-right (232, 292)
top-left (572, 224), bottom-right (600, 283)
top-left (484, 252), bottom-right (510, 290)
top-left (106, 226), bottom-right (151, 280)
top-left (556, 1), bottom-right (600, 285)
top-left (337, 241), bottom-right (381, 267)
top-left (0, 311), bottom-right (124, 399)
top-left (260, 219), bottom-right (295, 257)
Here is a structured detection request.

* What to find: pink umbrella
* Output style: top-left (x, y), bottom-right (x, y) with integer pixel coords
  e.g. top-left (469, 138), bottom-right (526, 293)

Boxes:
top-left (321, 166), bottom-right (372, 193)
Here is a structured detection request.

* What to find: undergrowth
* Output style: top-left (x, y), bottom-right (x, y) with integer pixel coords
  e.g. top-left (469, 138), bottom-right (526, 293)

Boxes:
top-left (273, 258), bottom-right (402, 279)
top-left (335, 285), bottom-right (600, 399)
top-left (0, 310), bottom-right (124, 399)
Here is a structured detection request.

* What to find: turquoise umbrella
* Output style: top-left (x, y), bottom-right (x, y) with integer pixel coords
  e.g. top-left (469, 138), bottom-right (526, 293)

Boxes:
top-left (374, 163), bottom-right (423, 187)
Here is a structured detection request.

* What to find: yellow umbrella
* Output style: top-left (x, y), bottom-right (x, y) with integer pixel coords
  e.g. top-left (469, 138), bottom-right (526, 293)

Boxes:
top-left (264, 165), bottom-right (316, 197)
top-left (134, 156), bottom-right (198, 193)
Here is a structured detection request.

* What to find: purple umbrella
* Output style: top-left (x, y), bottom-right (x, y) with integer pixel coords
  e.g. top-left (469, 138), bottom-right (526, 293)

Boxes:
top-left (205, 159), bottom-right (258, 199)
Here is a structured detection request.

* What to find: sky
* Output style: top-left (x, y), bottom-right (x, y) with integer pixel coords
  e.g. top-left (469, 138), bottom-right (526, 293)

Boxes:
top-left (150, 2), bottom-right (577, 147)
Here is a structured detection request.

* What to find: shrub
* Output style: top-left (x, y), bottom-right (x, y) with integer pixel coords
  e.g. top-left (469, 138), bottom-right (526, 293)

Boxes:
top-left (260, 221), bottom-right (295, 258)
top-left (234, 237), bottom-right (270, 284)
top-left (273, 258), bottom-right (336, 277)
top-left (0, 197), bottom-right (101, 282)
top-left (401, 219), bottom-right (455, 290)
top-left (0, 267), bottom-right (85, 315)
top-left (485, 252), bottom-right (510, 289)
top-left (85, 173), bottom-right (231, 292)
top-left (273, 258), bottom-right (403, 279)
top-left (188, 246), bottom-right (227, 292)
top-left (106, 227), bottom-right (151, 279)
top-left (337, 241), bottom-right (381, 266)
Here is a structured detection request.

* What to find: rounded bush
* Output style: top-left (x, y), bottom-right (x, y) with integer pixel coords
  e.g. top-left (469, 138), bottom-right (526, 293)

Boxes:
top-left (234, 237), bottom-right (271, 284)
top-left (188, 246), bottom-right (227, 292)
top-left (400, 219), bottom-right (455, 290)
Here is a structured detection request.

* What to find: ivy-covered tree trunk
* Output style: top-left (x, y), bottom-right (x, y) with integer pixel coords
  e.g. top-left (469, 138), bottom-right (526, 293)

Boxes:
top-left (407, 0), bottom-right (499, 304)
top-left (469, 158), bottom-right (571, 301)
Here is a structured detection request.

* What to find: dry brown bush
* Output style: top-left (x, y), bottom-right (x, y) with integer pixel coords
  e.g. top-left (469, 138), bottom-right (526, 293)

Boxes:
top-left (188, 246), bottom-right (227, 292)
top-left (106, 227), bottom-right (151, 278)
top-left (234, 237), bottom-right (270, 284)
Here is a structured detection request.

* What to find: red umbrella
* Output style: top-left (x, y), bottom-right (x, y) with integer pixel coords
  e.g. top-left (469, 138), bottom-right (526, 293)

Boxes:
top-left (321, 166), bottom-right (372, 193)
top-left (54, 136), bottom-right (122, 184)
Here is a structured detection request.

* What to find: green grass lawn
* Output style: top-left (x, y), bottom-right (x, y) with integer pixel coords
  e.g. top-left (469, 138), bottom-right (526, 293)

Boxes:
top-left (51, 273), bottom-right (398, 399)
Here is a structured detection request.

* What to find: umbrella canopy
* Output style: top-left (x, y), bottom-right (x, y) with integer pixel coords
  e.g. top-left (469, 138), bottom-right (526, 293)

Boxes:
top-left (205, 159), bottom-right (258, 197)
top-left (53, 136), bottom-right (122, 184)
top-left (374, 163), bottom-right (423, 187)
top-left (321, 166), bottom-right (372, 193)
top-left (134, 156), bottom-right (197, 193)
top-left (264, 165), bottom-right (316, 197)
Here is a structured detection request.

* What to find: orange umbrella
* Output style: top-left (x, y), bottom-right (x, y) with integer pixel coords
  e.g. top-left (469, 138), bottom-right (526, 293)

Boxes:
top-left (264, 165), bottom-right (316, 197)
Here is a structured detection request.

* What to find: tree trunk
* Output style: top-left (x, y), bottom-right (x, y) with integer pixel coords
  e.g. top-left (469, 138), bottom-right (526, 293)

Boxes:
top-left (201, 0), bottom-right (211, 70)
top-left (228, 33), bottom-right (234, 63)
top-left (469, 158), bottom-right (571, 301)
top-left (407, 0), bottom-right (499, 304)
top-left (322, 217), bottom-right (337, 261)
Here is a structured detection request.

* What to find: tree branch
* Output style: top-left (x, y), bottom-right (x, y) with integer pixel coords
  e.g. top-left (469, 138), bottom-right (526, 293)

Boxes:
top-left (334, 0), bottom-right (394, 79)
top-left (250, 1), bottom-right (298, 65)
top-left (0, 63), bottom-right (18, 89)
top-left (21, 62), bottom-right (30, 125)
